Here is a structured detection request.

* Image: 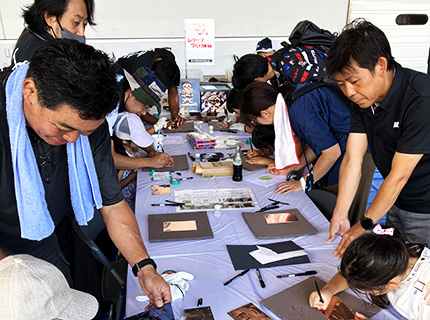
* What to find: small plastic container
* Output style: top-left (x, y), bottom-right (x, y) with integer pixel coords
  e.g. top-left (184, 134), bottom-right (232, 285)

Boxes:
top-left (214, 204), bottom-right (222, 217)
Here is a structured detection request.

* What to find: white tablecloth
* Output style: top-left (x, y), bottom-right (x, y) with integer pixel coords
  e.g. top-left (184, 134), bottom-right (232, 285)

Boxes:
top-left (125, 131), bottom-right (400, 320)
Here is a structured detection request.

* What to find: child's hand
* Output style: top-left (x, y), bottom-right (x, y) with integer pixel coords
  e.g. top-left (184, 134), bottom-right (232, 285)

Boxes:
top-left (247, 149), bottom-right (259, 159)
top-left (275, 180), bottom-right (303, 194)
top-left (267, 163), bottom-right (291, 176)
top-left (246, 156), bottom-right (274, 166)
top-left (151, 153), bottom-right (172, 168)
top-left (267, 163), bottom-right (280, 175)
top-left (308, 290), bottom-right (332, 311)
top-left (354, 312), bottom-right (371, 320)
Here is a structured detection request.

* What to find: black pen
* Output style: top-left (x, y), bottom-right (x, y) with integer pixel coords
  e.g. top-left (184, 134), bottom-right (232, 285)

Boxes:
top-left (187, 152), bottom-right (195, 161)
top-left (314, 280), bottom-right (324, 303)
top-left (276, 270), bottom-right (317, 278)
top-left (179, 177), bottom-right (194, 181)
top-left (223, 269), bottom-right (250, 286)
top-left (256, 268), bottom-right (266, 288)
top-left (249, 138), bottom-right (254, 151)
top-left (151, 203), bottom-right (183, 207)
top-left (256, 204), bottom-right (280, 213)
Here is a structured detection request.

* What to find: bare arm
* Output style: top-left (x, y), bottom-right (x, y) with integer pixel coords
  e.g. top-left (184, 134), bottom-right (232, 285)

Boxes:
top-left (111, 141), bottom-right (171, 170)
top-left (167, 86), bottom-right (185, 126)
top-left (275, 143), bottom-right (341, 194)
top-left (328, 133), bottom-right (368, 242)
top-left (100, 200), bottom-right (172, 308)
top-left (309, 273), bottom-right (349, 310)
top-left (268, 144), bottom-right (317, 176)
top-left (119, 170), bottom-right (137, 189)
top-left (140, 112), bottom-right (159, 125)
top-left (334, 151), bottom-right (423, 257)
top-left (311, 144), bottom-right (341, 182)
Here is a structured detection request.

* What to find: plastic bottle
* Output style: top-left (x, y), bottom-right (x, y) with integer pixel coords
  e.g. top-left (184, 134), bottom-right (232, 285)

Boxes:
top-left (232, 145), bottom-right (243, 182)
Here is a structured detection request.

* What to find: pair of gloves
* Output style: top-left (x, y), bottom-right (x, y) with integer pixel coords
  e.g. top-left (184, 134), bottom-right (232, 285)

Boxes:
top-left (153, 117), bottom-right (169, 132)
top-left (135, 271), bottom-right (194, 303)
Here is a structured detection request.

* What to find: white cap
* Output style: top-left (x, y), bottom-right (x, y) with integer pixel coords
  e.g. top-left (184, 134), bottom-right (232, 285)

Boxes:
top-left (0, 254), bottom-right (98, 320)
top-left (114, 112), bottom-right (154, 148)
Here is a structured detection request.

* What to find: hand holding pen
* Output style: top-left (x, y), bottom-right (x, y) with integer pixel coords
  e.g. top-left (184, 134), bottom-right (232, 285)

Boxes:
top-left (309, 280), bottom-right (332, 311)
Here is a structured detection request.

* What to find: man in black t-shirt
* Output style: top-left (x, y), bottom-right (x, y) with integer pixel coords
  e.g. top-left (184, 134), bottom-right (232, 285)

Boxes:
top-left (0, 40), bottom-right (171, 309)
top-left (11, 0), bottom-right (95, 68)
top-left (116, 48), bottom-right (184, 128)
top-left (326, 19), bottom-right (430, 256)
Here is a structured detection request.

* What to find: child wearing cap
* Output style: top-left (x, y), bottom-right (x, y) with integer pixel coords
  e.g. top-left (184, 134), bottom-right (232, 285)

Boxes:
top-left (106, 66), bottom-right (173, 176)
top-left (255, 37), bottom-right (277, 57)
top-left (113, 112), bottom-right (172, 211)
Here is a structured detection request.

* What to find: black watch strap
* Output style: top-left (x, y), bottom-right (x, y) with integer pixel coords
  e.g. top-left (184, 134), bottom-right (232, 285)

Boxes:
top-left (132, 258), bottom-right (157, 277)
top-left (360, 216), bottom-right (376, 231)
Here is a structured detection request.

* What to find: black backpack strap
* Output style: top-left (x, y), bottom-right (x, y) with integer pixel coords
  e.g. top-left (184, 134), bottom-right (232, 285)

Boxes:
top-left (287, 81), bottom-right (350, 135)
top-left (287, 80), bottom-right (349, 106)
top-left (286, 81), bottom-right (326, 106)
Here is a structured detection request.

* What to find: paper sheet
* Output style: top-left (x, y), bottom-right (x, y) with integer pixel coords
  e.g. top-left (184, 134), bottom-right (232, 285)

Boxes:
top-left (163, 135), bottom-right (186, 145)
top-left (249, 245), bottom-right (307, 265)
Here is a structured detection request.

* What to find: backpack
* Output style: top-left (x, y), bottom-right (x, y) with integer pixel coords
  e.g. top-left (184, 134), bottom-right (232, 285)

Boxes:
top-left (287, 20), bottom-right (337, 54)
top-left (270, 21), bottom-right (337, 85)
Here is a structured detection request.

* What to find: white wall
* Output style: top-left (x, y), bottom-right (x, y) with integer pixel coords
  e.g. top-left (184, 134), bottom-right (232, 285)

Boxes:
top-left (0, 0), bottom-right (428, 74)
top-left (0, 0), bottom-right (349, 75)
top-left (350, 0), bottom-right (430, 73)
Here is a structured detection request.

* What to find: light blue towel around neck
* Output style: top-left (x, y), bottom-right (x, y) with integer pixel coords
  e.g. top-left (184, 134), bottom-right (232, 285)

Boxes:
top-left (6, 63), bottom-right (103, 241)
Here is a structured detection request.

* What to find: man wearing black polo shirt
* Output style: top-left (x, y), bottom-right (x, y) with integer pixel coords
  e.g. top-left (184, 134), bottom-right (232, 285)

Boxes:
top-left (326, 19), bottom-right (430, 256)
top-left (0, 40), bottom-right (171, 309)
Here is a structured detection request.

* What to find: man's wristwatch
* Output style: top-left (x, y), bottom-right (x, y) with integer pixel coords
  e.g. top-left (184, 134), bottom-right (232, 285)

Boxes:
top-left (360, 216), bottom-right (376, 231)
top-left (132, 258), bottom-right (157, 277)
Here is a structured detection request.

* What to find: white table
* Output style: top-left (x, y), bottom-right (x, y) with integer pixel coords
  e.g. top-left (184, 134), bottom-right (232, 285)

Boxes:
top-left (125, 131), bottom-right (400, 320)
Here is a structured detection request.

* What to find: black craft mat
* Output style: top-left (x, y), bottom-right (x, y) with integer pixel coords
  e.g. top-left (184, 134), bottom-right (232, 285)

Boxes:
top-left (226, 240), bottom-right (309, 270)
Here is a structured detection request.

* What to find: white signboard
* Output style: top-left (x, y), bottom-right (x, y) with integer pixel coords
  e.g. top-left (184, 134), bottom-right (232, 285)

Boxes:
top-left (184, 19), bottom-right (215, 65)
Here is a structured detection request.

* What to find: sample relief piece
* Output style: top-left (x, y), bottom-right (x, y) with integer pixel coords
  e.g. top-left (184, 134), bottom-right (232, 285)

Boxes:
top-left (148, 212), bottom-right (213, 242)
top-left (174, 188), bottom-right (259, 212)
top-left (242, 209), bottom-right (318, 239)
top-left (228, 303), bottom-right (272, 320)
top-left (151, 184), bottom-right (171, 195)
top-left (185, 306), bottom-right (215, 320)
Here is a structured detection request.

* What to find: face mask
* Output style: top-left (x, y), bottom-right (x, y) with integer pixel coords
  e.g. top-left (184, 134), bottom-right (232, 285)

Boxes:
top-left (60, 26), bottom-right (86, 44)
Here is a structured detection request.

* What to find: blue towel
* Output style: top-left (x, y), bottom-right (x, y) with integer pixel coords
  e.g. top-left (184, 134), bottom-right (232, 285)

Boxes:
top-left (6, 63), bottom-right (103, 241)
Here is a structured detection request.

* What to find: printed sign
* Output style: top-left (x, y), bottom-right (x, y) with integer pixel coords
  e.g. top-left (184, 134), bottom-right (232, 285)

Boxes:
top-left (178, 78), bottom-right (200, 113)
top-left (184, 19), bottom-right (215, 65)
